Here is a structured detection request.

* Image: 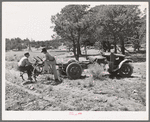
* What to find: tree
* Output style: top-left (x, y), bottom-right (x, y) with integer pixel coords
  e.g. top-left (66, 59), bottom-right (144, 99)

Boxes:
top-left (5, 38), bottom-right (11, 51)
top-left (131, 8), bottom-right (146, 51)
top-left (35, 41), bottom-right (40, 50)
top-left (51, 5), bottom-right (90, 60)
top-left (15, 37), bottom-right (23, 51)
top-left (90, 5), bottom-right (143, 54)
top-left (31, 40), bottom-right (36, 47)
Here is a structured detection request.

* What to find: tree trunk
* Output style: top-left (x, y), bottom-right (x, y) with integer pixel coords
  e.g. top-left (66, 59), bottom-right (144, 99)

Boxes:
top-left (76, 41), bottom-right (80, 61)
top-left (99, 41), bottom-right (101, 51)
top-left (119, 33), bottom-right (125, 55)
top-left (73, 44), bottom-right (77, 58)
top-left (107, 41), bottom-right (111, 52)
top-left (28, 41), bottom-right (32, 51)
top-left (114, 35), bottom-right (117, 53)
top-left (78, 45), bottom-right (82, 55)
top-left (85, 45), bottom-right (88, 60)
top-left (76, 31), bottom-right (81, 61)
top-left (121, 40), bottom-right (125, 54)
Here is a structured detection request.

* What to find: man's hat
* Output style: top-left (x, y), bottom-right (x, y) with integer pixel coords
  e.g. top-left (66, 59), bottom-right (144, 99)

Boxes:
top-left (24, 52), bottom-right (30, 56)
top-left (41, 48), bottom-right (47, 53)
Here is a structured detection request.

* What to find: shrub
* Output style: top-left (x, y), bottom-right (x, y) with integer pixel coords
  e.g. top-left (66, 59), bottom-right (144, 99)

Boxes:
top-left (88, 63), bottom-right (105, 80)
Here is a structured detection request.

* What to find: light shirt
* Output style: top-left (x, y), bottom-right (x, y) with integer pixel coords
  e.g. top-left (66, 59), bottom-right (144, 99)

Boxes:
top-left (18, 56), bottom-right (30, 66)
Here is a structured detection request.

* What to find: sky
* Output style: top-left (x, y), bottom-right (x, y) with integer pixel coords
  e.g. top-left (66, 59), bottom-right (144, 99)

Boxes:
top-left (2, 2), bottom-right (148, 41)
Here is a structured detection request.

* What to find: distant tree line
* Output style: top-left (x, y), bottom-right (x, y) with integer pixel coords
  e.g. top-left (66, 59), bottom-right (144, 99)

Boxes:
top-left (6, 38), bottom-right (29, 51)
top-left (5, 37), bottom-right (65, 51)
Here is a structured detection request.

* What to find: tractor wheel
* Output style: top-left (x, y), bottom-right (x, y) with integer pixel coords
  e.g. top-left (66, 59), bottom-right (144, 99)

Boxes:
top-left (66, 62), bottom-right (82, 79)
top-left (118, 63), bottom-right (133, 77)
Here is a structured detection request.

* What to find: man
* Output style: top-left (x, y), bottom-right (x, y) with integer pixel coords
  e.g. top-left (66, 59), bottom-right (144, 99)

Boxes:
top-left (41, 48), bottom-right (61, 84)
top-left (18, 52), bottom-right (34, 80)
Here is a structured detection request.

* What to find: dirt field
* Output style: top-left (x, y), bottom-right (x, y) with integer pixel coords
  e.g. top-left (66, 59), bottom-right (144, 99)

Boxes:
top-left (5, 49), bottom-right (147, 111)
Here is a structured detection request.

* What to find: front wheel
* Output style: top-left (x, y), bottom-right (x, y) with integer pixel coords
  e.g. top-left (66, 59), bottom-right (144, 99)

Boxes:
top-left (66, 62), bottom-right (82, 79)
top-left (118, 63), bottom-right (133, 77)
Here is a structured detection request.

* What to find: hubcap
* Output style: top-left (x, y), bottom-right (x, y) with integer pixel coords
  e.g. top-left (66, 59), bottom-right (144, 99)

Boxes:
top-left (70, 67), bottom-right (80, 75)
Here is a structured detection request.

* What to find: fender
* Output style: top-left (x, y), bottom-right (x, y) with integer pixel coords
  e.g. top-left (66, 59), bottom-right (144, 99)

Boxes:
top-left (112, 59), bottom-right (133, 72)
top-left (118, 59), bottom-right (133, 69)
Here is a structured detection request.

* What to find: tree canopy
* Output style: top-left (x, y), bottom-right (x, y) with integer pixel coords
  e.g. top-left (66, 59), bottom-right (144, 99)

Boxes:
top-left (51, 5), bottom-right (92, 60)
top-left (51, 4), bottom-right (146, 57)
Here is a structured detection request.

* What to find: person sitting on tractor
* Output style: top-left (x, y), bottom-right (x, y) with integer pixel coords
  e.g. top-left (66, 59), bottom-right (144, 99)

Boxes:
top-left (18, 52), bottom-right (38, 81)
top-left (41, 48), bottom-right (61, 84)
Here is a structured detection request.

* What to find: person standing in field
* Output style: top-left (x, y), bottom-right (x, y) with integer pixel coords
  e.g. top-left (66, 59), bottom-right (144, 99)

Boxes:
top-left (17, 52), bottom-right (35, 80)
top-left (41, 48), bottom-right (61, 84)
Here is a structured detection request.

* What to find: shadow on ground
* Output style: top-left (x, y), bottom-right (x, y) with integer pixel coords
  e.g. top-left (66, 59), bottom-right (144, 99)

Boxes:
top-left (22, 81), bottom-right (36, 85)
top-left (108, 74), bottom-right (140, 79)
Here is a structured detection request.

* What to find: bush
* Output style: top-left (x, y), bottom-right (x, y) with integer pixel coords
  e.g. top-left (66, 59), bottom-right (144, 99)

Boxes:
top-left (88, 63), bottom-right (105, 80)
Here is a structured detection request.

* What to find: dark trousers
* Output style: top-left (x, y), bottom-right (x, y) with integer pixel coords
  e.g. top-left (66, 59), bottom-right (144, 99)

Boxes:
top-left (18, 65), bottom-right (34, 77)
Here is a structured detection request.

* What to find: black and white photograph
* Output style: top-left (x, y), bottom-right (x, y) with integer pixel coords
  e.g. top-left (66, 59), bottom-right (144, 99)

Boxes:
top-left (2, 1), bottom-right (149, 120)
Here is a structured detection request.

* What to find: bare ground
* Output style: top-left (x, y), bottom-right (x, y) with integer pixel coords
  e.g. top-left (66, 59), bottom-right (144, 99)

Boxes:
top-left (5, 61), bottom-right (146, 111)
top-left (5, 48), bottom-right (147, 111)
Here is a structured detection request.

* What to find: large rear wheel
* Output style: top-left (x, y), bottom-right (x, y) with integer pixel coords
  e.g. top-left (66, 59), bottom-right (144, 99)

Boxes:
top-left (118, 63), bottom-right (133, 77)
top-left (66, 62), bottom-right (82, 79)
